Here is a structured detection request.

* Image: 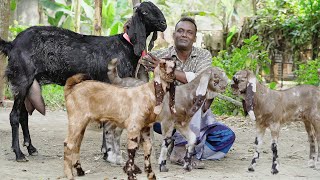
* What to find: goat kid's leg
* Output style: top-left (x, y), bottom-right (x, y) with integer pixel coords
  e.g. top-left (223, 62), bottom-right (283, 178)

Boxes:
top-left (19, 106), bottom-right (38, 156)
top-left (141, 127), bottom-right (156, 180)
top-left (270, 124), bottom-right (280, 174)
top-left (114, 127), bottom-right (124, 165)
top-left (123, 131), bottom-right (140, 180)
top-left (177, 126), bottom-right (197, 171)
top-left (312, 121), bottom-right (320, 169)
top-left (10, 96), bottom-right (28, 161)
top-left (64, 121), bottom-right (87, 179)
top-left (102, 121), bottom-right (118, 163)
top-left (248, 127), bottom-right (266, 172)
top-left (158, 121), bottom-right (175, 172)
top-left (304, 121), bottom-right (317, 168)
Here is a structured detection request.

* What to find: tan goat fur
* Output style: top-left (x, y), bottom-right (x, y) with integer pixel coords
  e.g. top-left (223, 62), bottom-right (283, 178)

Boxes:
top-left (63, 59), bottom-right (175, 180)
top-left (231, 70), bottom-right (320, 174)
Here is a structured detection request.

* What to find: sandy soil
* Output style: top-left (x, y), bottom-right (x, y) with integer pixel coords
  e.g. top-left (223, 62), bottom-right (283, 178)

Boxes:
top-left (1, 107), bottom-right (320, 180)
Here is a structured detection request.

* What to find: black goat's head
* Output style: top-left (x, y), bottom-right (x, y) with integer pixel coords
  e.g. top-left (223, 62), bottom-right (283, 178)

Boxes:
top-left (127, 1), bottom-right (167, 56)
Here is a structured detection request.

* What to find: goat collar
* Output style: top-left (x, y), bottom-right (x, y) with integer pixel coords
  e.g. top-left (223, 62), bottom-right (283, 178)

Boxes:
top-left (123, 33), bottom-right (146, 56)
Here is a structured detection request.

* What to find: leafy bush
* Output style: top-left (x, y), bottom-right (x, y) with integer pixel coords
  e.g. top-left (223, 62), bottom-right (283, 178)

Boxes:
top-left (294, 59), bottom-right (320, 86)
top-left (211, 35), bottom-right (271, 115)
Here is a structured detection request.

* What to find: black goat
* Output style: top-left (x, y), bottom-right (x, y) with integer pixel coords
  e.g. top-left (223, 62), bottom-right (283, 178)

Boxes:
top-left (0, 1), bottom-right (166, 162)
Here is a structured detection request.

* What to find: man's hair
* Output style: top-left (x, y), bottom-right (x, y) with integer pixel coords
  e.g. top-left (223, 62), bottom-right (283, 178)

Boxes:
top-left (175, 17), bottom-right (197, 32)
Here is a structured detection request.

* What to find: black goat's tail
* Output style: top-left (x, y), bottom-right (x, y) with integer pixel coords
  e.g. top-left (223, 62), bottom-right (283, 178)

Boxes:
top-left (0, 38), bottom-right (13, 56)
top-left (64, 74), bottom-right (91, 96)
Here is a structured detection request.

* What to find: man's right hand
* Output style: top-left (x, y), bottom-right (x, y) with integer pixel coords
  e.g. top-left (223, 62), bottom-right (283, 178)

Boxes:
top-left (139, 54), bottom-right (160, 71)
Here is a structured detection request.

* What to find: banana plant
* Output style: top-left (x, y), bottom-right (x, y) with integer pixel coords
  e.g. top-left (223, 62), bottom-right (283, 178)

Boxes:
top-left (40, 0), bottom-right (131, 35)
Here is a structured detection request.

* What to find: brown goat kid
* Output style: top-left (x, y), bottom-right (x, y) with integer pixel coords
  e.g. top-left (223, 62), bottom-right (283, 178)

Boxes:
top-left (63, 59), bottom-right (175, 180)
top-left (231, 70), bottom-right (320, 174)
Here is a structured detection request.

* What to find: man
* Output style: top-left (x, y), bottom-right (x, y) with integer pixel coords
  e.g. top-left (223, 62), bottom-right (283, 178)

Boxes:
top-left (141, 17), bottom-right (235, 168)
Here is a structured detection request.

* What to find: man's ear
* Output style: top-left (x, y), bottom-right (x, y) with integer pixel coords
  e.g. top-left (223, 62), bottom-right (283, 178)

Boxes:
top-left (193, 35), bottom-right (197, 43)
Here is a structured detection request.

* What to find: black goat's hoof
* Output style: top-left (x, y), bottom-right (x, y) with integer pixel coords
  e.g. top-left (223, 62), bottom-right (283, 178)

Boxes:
top-left (16, 152), bottom-right (28, 162)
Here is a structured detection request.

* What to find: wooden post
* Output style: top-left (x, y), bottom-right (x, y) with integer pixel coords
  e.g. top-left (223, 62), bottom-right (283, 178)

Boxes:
top-left (0, 0), bottom-right (11, 106)
top-left (74, 0), bottom-right (81, 33)
top-left (93, 0), bottom-right (102, 36)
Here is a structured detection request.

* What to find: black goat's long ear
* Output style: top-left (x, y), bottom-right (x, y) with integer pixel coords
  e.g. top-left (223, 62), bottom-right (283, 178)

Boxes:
top-left (127, 13), bottom-right (146, 56)
top-left (148, 31), bottom-right (158, 51)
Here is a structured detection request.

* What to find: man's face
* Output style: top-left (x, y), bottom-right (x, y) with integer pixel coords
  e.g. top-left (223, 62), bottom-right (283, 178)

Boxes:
top-left (173, 21), bottom-right (196, 51)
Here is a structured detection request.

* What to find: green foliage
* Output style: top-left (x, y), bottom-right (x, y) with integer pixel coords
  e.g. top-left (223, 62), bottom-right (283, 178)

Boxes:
top-left (212, 35), bottom-right (271, 78)
top-left (8, 21), bottom-right (29, 40)
top-left (211, 35), bottom-right (271, 115)
top-left (42, 85), bottom-right (65, 110)
top-left (211, 86), bottom-right (243, 116)
top-left (294, 59), bottom-right (320, 86)
top-left (40, 0), bottom-right (131, 35)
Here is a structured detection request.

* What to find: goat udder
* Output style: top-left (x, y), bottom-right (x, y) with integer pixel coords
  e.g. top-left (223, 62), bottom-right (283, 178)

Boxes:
top-left (24, 79), bottom-right (46, 115)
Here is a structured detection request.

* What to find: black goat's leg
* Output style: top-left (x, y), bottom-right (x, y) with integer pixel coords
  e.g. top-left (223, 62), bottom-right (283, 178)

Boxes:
top-left (10, 97), bottom-right (27, 161)
top-left (19, 105), bottom-right (38, 156)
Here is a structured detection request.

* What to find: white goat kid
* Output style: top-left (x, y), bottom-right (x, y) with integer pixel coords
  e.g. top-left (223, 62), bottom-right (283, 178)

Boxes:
top-left (231, 70), bottom-right (320, 174)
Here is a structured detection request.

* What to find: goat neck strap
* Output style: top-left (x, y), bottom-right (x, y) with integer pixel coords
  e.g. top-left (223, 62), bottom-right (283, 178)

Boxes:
top-left (188, 95), bottom-right (206, 117)
top-left (154, 81), bottom-right (165, 106)
top-left (123, 33), bottom-right (147, 56)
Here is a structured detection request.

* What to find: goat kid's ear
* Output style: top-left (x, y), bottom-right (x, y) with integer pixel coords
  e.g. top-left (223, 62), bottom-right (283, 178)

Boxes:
top-left (196, 73), bottom-right (210, 96)
top-left (247, 78), bottom-right (256, 92)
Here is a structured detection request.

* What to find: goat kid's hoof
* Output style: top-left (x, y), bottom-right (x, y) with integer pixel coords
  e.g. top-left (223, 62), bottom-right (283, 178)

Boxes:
top-left (159, 164), bottom-right (169, 172)
top-left (248, 166), bottom-right (255, 172)
top-left (183, 164), bottom-right (192, 172)
top-left (133, 164), bottom-right (142, 174)
top-left (271, 168), bottom-right (279, 174)
top-left (308, 159), bottom-right (315, 168)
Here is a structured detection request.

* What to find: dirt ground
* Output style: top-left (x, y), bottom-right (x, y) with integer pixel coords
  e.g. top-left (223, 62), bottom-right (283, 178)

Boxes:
top-left (1, 107), bottom-right (320, 180)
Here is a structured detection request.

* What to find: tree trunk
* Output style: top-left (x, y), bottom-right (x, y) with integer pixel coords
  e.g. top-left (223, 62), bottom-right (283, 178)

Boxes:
top-left (312, 32), bottom-right (319, 60)
top-left (132, 0), bottom-right (141, 6)
top-left (252, 0), bottom-right (257, 15)
top-left (93, 0), bottom-right (102, 36)
top-left (74, 0), bottom-right (81, 33)
top-left (0, 0), bottom-right (10, 106)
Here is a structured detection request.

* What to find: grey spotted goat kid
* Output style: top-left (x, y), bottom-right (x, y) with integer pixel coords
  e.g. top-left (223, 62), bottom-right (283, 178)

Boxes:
top-left (63, 59), bottom-right (175, 180)
top-left (231, 70), bottom-right (320, 174)
top-left (105, 59), bottom-right (228, 172)
top-left (0, 1), bottom-right (166, 162)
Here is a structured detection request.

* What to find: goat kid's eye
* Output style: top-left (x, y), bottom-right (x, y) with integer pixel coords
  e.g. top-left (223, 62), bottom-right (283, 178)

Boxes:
top-left (142, 11), bottom-right (148, 15)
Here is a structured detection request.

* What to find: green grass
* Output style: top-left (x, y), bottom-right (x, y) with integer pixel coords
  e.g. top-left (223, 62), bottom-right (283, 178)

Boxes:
top-left (4, 84), bottom-right (65, 110)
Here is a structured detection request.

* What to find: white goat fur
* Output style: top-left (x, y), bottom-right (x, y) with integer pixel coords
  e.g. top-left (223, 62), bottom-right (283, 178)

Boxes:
top-left (231, 70), bottom-right (320, 174)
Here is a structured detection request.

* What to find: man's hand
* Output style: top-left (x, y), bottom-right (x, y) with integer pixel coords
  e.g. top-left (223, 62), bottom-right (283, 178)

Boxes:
top-left (139, 53), bottom-right (160, 71)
